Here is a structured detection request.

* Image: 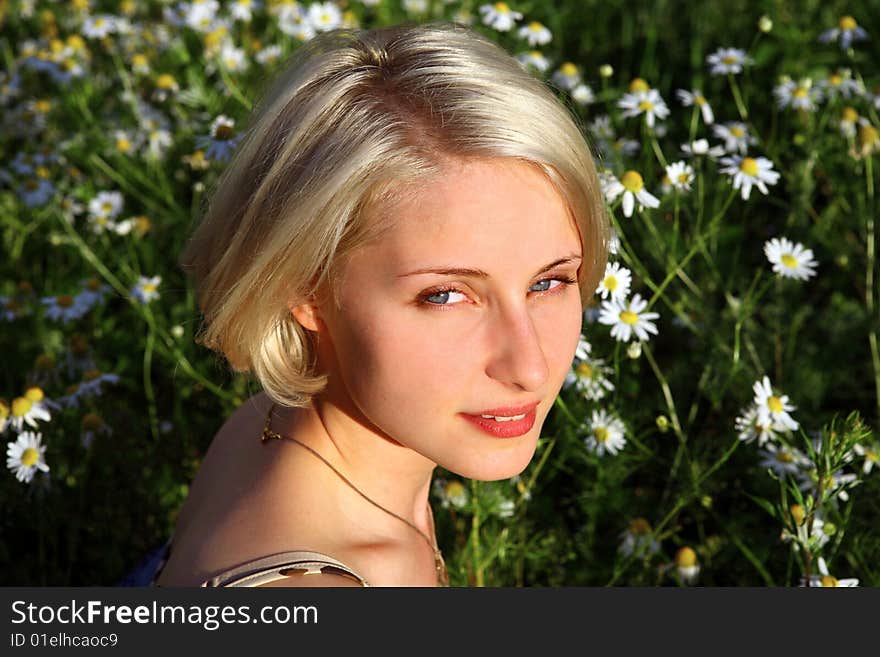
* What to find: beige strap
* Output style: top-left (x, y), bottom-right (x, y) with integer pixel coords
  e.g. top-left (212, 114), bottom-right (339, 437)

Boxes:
top-left (199, 550), bottom-right (370, 587)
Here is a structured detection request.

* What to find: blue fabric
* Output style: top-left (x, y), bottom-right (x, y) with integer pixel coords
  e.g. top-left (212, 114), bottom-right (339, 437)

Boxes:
top-left (116, 540), bottom-right (170, 587)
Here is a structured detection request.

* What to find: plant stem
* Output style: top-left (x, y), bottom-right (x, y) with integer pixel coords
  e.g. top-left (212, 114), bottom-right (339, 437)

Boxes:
top-left (865, 155), bottom-right (880, 425)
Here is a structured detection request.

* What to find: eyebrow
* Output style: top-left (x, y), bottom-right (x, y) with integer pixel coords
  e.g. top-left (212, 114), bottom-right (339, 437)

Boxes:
top-left (397, 253), bottom-right (583, 279)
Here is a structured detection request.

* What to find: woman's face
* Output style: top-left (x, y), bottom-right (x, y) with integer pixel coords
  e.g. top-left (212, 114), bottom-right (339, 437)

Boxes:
top-left (312, 157), bottom-right (585, 481)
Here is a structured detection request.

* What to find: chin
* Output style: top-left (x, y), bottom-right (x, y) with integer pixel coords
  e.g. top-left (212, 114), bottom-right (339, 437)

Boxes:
top-left (443, 435), bottom-right (539, 482)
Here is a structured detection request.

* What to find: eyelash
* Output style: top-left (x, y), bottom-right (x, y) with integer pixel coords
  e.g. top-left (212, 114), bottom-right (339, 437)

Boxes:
top-left (418, 276), bottom-right (578, 309)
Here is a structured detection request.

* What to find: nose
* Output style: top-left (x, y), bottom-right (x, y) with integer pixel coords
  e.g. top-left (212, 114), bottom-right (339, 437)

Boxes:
top-left (484, 303), bottom-right (550, 393)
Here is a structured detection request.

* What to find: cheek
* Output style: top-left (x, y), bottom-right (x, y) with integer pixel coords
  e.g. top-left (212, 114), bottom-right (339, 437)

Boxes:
top-left (540, 294), bottom-right (583, 379)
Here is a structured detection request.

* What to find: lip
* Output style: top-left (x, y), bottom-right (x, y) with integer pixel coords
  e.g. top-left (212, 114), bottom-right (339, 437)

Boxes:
top-left (468, 402), bottom-right (540, 417)
top-left (460, 403), bottom-right (539, 439)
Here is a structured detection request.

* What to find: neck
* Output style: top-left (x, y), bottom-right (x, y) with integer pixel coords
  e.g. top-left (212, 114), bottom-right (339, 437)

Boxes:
top-left (275, 393), bottom-right (438, 540)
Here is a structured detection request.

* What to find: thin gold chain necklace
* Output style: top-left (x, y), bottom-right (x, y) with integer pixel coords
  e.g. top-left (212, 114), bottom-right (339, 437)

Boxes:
top-left (261, 402), bottom-right (449, 587)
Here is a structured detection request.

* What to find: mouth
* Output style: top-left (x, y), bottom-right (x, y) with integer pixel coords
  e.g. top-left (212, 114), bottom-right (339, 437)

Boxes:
top-left (460, 404), bottom-right (539, 438)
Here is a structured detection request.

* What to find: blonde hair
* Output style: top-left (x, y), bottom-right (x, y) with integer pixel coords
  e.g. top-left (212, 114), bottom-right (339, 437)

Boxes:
top-left (179, 22), bottom-right (610, 409)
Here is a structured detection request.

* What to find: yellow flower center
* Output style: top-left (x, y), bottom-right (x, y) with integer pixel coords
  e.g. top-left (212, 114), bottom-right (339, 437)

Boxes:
top-left (839, 16), bottom-right (857, 31)
top-left (445, 480), bottom-right (465, 498)
top-left (620, 310), bottom-right (639, 325)
top-left (25, 387), bottom-right (44, 402)
top-left (781, 254), bottom-right (798, 268)
top-left (675, 547), bottom-right (697, 567)
top-left (620, 170), bottom-right (644, 192)
top-left (829, 74), bottom-right (843, 87)
top-left (21, 447), bottom-right (39, 467)
top-left (694, 94), bottom-right (706, 106)
top-left (593, 426), bottom-right (610, 443)
top-left (740, 157), bottom-right (759, 177)
top-left (57, 294), bottom-right (75, 307)
top-left (730, 126), bottom-right (744, 137)
top-left (528, 21), bottom-right (543, 31)
top-left (143, 283), bottom-right (157, 294)
top-left (560, 62), bottom-right (578, 76)
top-left (0, 400), bottom-right (9, 419)
top-left (101, 201), bottom-right (114, 214)
top-left (767, 395), bottom-right (783, 413)
top-left (678, 173), bottom-right (690, 184)
top-left (603, 275), bottom-right (618, 291)
top-left (628, 77), bottom-right (649, 92)
top-left (721, 55), bottom-right (738, 65)
top-left (155, 73), bottom-right (177, 90)
top-left (36, 99), bottom-right (51, 114)
top-left (575, 362), bottom-right (594, 379)
top-left (132, 53), bottom-right (148, 68)
top-left (820, 575), bottom-right (838, 587)
top-left (630, 517), bottom-right (651, 534)
top-left (790, 504), bottom-right (805, 525)
top-left (794, 86), bottom-right (808, 98)
top-left (865, 449), bottom-right (878, 462)
top-left (638, 99), bottom-right (655, 111)
top-left (134, 216), bottom-right (152, 235)
top-left (495, 2), bottom-right (510, 13)
top-left (776, 451), bottom-right (794, 463)
top-left (67, 35), bottom-right (86, 51)
top-left (12, 397), bottom-right (33, 417)
top-left (94, 18), bottom-right (105, 28)
top-left (842, 107), bottom-right (858, 123)
top-left (116, 136), bottom-right (131, 152)
top-left (858, 124), bottom-right (879, 148)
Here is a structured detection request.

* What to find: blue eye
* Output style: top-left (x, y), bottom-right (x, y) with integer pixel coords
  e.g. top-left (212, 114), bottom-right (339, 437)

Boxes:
top-left (418, 276), bottom-right (577, 308)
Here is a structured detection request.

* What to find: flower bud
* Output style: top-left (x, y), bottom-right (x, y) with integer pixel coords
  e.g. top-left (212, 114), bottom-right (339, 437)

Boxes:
top-left (599, 64), bottom-right (613, 78)
top-left (758, 15), bottom-right (773, 33)
top-left (656, 415), bottom-right (669, 433)
top-left (626, 341), bottom-right (642, 359)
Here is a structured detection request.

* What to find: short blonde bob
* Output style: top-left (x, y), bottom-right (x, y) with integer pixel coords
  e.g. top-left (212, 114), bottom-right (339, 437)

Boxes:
top-left (180, 22), bottom-right (610, 409)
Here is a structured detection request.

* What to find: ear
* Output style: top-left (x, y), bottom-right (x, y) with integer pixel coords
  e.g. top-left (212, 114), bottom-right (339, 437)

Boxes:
top-left (288, 298), bottom-right (324, 333)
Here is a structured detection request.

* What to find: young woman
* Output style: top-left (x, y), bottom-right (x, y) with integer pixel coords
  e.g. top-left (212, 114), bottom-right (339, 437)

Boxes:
top-left (153, 21), bottom-right (609, 587)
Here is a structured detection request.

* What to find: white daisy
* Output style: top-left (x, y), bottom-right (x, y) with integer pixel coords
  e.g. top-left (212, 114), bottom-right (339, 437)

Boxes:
top-left (478, 2), bottom-right (522, 32)
top-left (574, 335), bottom-right (592, 361)
top-left (550, 62), bottom-right (581, 90)
top-left (402, 0), bottom-right (428, 14)
top-left (800, 557), bottom-right (859, 587)
top-left (818, 16), bottom-right (868, 50)
top-left (711, 122), bottom-right (757, 154)
top-left (719, 155), bottom-right (780, 200)
top-left (598, 293), bottom-right (660, 343)
top-left (278, 4), bottom-right (315, 40)
top-left (41, 293), bottom-right (89, 324)
top-left (781, 511), bottom-right (830, 551)
top-left (308, 2), bottom-right (342, 32)
top-left (432, 477), bottom-right (469, 510)
top-left (82, 15), bottom-right (118, 39)
top-left (517, 21), bottom-right (551, 46)
top-left (674, 547), bottom-right (700, 584)
top-left (596, 261), bottom-right (632, 301)
top-left (618, 518), bottom-right (661, 558)
top-left (680, 138), bottom-right (725, 159)
top-left (796, 468), bottom-right (860, 503)
top-left (230, 0), bottom-right (260, 22)
top-left (665, 161), bottom-right (695, 192)
top-left (617, 88), bottom-right (670, 128)
top-left (589, 115), bottom-right (615, 141)
top-left (564, 355), bottom-right (615, 402)
top-left (853, 442), bottom-right (879, 475)
top-left (7, 387), bottom-right (54, 432)
top-left (6, 431), bottom-right (49, 483)
top-left (752, 376), bottom-right (799, 431)
top-left (255, 44), bottom-right (282, 66)
top-left (184, 0), bottom-right (220, 32)
top-left (515, 50), bottom-right (550, 73)
top-left (706, 47), bottom-right (753, 75)
top-left (132, 275), bottom-right (161, 304)
top-left (88, 190), bottom-right (124, 222)
top-left (571, 83), bottom-right (595, 106)
top-left (218, 43), bottom-right (248, 72)
top-left (820, 69), bottom-right (865, 100)
top-left (582, 409), bottom-right (626, 457)
top-left (839, 106), bottom-right (860, 138)
top-left (774, 77), bottom-right (823, 112)
top-left (763, 237), bottom-right (818, 281)
top-left (734, 404), bottom-right (786, 446)
top-left (603, 170), bottom-right (661, 218)
top-left (676, 88), bottom-right (714, 124)
top-left (758, 442), bottom-right (811, 477)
